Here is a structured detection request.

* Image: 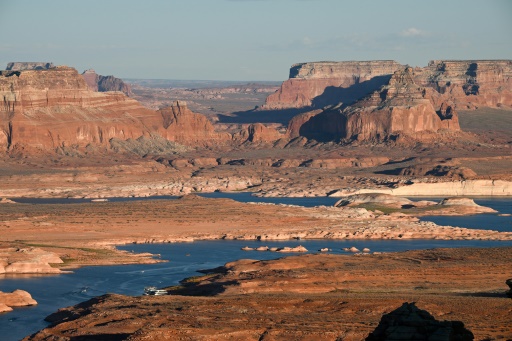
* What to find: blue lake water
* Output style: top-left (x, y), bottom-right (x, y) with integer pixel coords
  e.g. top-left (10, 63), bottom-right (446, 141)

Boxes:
top-left (1, 194), bottom-right (511, 340)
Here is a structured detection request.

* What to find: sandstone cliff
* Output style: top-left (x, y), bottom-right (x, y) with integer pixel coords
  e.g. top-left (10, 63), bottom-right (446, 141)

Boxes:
top-left (82, 69), bottom-right (133, 96)
top-left (264, 61), bottom-right (404, 110)
top-left (291, 68), bottom-right (460, 142)
top-left (157, 101), bottom-right (231, 146)
top-left (0, 66), bottom-right (164, 152)
top-left (415, 60), bottom-right (512, 110)
top-left (272, 59), bottom-right (510, 142)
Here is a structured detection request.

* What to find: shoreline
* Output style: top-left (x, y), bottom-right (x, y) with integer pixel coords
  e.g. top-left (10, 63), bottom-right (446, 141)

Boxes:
top-left (1, 195), bottom-right (511, 277)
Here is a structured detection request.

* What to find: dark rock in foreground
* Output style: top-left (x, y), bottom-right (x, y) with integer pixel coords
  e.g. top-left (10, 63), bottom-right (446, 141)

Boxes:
top-left (366, 302), bottom-right (473, 341)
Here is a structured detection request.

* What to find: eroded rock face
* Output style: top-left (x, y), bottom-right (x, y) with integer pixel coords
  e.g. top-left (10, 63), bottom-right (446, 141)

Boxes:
top-left (157, 101), bottom-right (231, 146)
top-left (272, 59), bottom-right (511, 143)
top-left (0, 66), bottom-right (160, 152)
top-left (81, 69), bottom-right (133, 96)
top-left (294, 68), bottom-right (460, 142)
top-left (334, 193), bottom-right (414, 208)
top-left (416, 60), bottom-right (512, 110)
top-left (264, 60), bottom-right (403, 109)
top-left (366, 302), bottom-right (474, 341)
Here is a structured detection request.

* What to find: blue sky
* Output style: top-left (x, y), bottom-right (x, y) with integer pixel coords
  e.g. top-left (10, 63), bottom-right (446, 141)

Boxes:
top-left (1, 0), bottom-right (511, 81)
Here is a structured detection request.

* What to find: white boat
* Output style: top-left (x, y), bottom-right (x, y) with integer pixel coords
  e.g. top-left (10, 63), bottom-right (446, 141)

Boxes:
top-left (144, 286), bottom-right (168, 296)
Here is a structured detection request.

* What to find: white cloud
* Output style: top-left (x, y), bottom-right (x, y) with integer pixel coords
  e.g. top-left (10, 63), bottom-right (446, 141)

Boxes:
top-left (400, 27), bottom-right (427, 37)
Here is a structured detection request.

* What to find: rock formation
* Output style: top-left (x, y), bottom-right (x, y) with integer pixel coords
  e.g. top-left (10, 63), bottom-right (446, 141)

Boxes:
top-left (0, 290), bottom-right (37, 312)
top-left (233, 122), bottom-right (283, 144)
top-left (334, 193), bottom-right (415, 208)
top-left (506, 278), bottom-right (512, 298)
top-left (82, 69), bottom-right (133, 96)
top-left (0, 247), bottom-right (63, 274)
top-left (264, 61), bottom-right (403, 109)
top-left (157, 101), bottom-right (231, 146)
top-left (267, 59), bottom-right (511, 142)
top-left (0, 66), bottom-right (163, 152)
top-left (291, 67), bottom-right (460, 142)
top-left (0, 66), bottom-right (240, 153)
top-left (366, 302), bottom-right (474, 341)
top-left (415, 60), bottom-right (512, 110)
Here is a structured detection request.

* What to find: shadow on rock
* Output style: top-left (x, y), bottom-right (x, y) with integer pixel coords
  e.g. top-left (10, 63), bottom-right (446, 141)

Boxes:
top-left (366, 302), bottom-right (474, 341)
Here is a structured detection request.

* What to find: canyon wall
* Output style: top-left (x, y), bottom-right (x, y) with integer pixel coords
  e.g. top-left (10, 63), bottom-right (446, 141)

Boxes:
top-left (279, 60), bottom-right (511, 142)
top-left (415, 60), bottom-right (512, 109)
top-left (264, 61), bottom-right (403, 109)
top-left (288, 68), bottom-right (460, 141)
top-left (0, 65), bottom-right (276, 153)
top-left (0, 66), bottom-right (166, 151)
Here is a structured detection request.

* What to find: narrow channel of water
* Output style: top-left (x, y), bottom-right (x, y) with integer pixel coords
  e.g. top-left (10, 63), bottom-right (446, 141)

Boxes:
top-left (1, 194), bottom-right (511, 340)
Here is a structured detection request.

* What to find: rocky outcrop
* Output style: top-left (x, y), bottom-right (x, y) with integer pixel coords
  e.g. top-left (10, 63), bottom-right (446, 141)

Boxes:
top-left (415, 60), bottom-right (512, 110)
top-left (264, 60), bottom-right (403, 109)
top-left (6, 62), bottom-right (54, 71)
top-left (506, 278), bottom-right (512, 298)
top-left (366, 302), bottom-right (474, 341)
top-left (0, 66), bottom-right (162, 152)
top-left (157, 101), bottom-right (231, 146)
top-left (232, 123), bottom-right (283, 144)
top-left (0, 67), bottom-right (232, 152)
top-left (438, 197), bottom-right (497, 213)
top-left (0, 247), bottom-right (63, 274)
top-left (293, 67), bottom-right (460, 142)
top-left (272, 59), bottom-right (510, 143)
top-left (0, 290), bottom-right (37, 313)
top-left (334, 193), bottom-right (415, 208)
top-left (82, 69), bottom-right (133, 96)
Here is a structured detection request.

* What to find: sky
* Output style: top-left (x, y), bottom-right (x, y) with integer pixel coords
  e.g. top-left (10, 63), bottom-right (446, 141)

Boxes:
top-left (0, 0), bottom-right (511, 81)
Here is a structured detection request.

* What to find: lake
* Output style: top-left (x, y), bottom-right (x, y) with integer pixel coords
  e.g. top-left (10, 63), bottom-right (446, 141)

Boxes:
top-left (1, 194), bottom-right (511, 340)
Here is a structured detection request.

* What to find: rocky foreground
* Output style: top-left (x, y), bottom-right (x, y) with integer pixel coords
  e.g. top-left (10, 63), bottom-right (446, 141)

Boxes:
top-left (24, 247), bottom-right (512, 340)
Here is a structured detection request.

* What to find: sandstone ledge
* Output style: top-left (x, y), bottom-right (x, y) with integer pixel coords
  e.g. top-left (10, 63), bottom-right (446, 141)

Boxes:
top-left (330, 179), bottom-right (512, 197)
top-left (0, 290), bottom-right (37, 313)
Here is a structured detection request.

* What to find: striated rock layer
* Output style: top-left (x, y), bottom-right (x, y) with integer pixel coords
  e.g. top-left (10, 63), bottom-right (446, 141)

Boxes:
top-left (0, 66), bottom-right (162, 151)
top-left (264, 60), bottom-right (403, 109)
top-left (290, 67), bottom-right (460, 141)
top-left (0, 65), bottom-right (283, 153)
top-left (416, 60), bottom-right (512, 110)
top-left (271, 59), bottom-right (511, 142)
